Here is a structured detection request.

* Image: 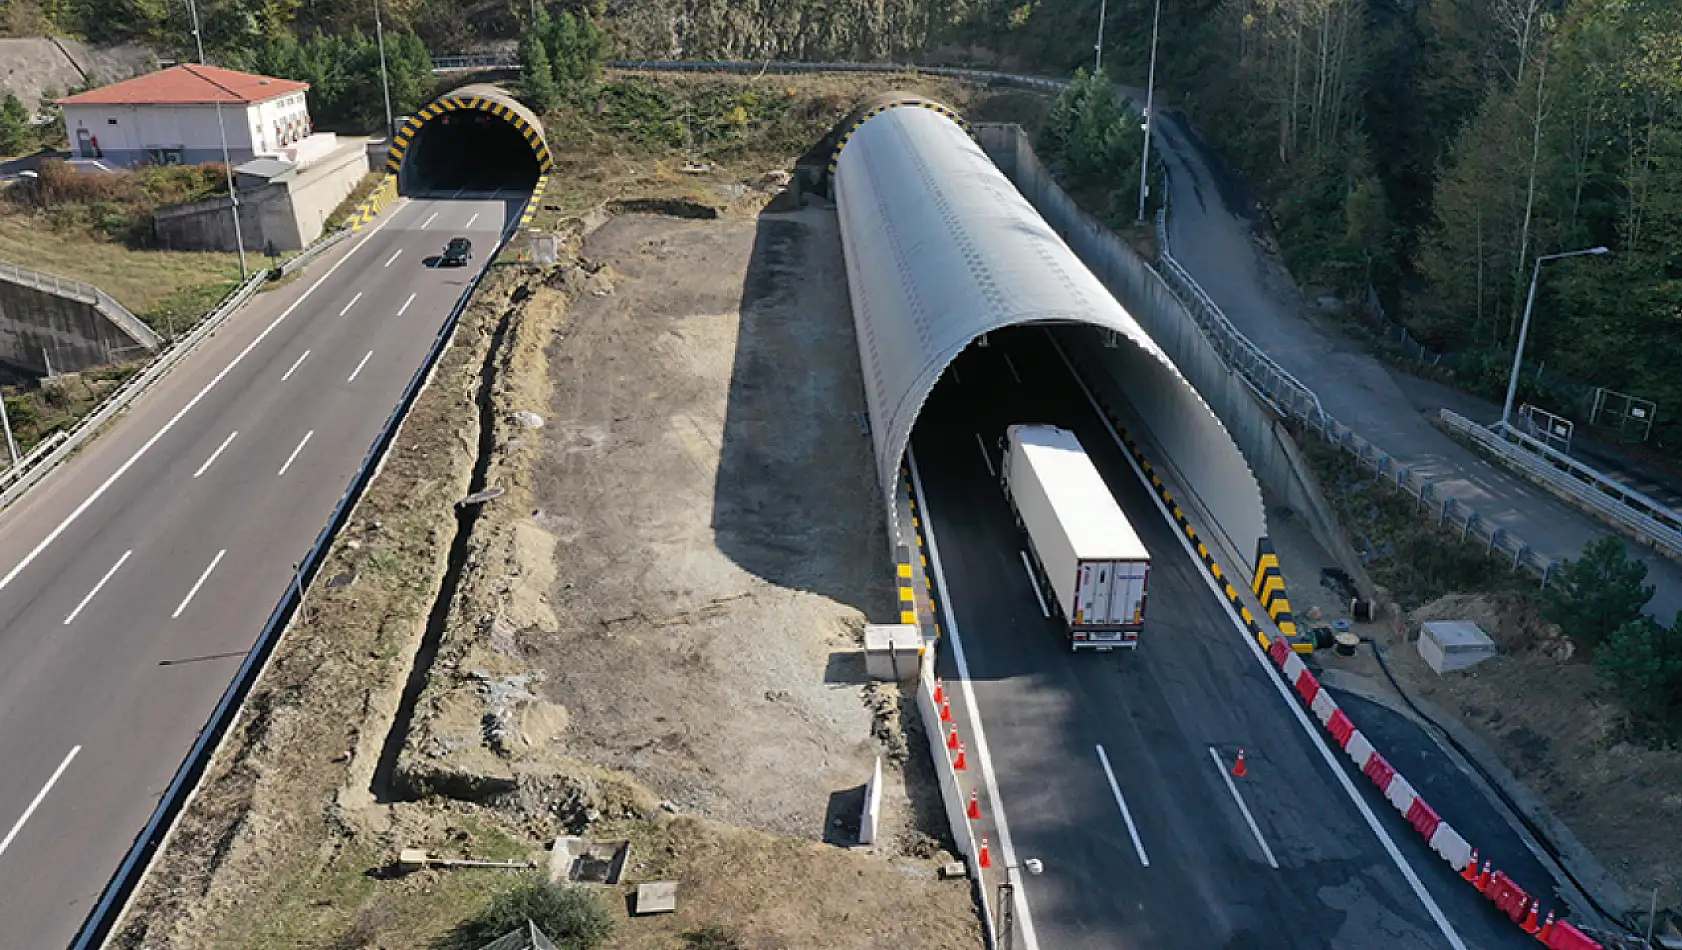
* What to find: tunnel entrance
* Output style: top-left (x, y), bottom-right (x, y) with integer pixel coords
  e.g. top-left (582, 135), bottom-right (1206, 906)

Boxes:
top-left (390, 85), bottom-right (550, 194)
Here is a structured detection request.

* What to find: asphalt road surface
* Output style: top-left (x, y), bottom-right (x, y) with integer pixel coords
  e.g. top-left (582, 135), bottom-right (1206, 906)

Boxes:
top-left (910, 326), bottom-right (1536, 950)
top-left (0, 188), bottom-right (523, 949)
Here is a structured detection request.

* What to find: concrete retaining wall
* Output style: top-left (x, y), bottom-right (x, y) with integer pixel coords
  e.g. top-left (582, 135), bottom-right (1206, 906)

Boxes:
top-left (154, 147), bottom-right (370, 253)
top-left (0, 276), bottom-right (156, 374)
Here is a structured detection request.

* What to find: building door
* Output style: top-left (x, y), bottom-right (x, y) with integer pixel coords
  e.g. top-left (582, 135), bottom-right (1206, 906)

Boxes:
top-left (75, 127), bottom-right (93, 157)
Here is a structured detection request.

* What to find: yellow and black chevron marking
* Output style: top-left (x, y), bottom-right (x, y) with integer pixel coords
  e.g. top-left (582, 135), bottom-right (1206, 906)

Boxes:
top-left (386, 95), bottom-right (553, 175)
top-left (347, 175), bottom-right (398, 231)
top-left (1082, 379), bottom-right (1314, 654)
top-left (1251, 539), bottom-right (1301, 642)
top-left (518, 173), bottom-right (550, 230)
top-left (902, 465), bottom-right (943, 646)
top-left (897, 543), bottom-right (918, 625)
top-left (828, 99), bottom-right (974, 174)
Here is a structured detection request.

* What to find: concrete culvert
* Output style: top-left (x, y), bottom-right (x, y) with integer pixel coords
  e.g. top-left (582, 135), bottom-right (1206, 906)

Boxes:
top-left (389, 84), bottom-right (550, 193)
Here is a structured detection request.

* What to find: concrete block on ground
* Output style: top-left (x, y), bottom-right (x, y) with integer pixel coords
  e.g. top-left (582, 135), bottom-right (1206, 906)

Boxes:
top-left (1417, 620), bottom-right (1497, 674)
top-left (859, 755), bottom-right (883, 845)
top-left (634, 882), bottom-right (677, 915)
top-left (863, 624), bottom-right (921, 681)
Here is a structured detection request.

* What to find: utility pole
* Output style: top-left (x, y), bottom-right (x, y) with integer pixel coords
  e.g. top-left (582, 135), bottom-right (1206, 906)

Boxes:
top-left (0, 388), bottom-right (18, 468)
top-left (1499, 246), bottom-right (1609, 432)
top-left (374, 0), bottom-right (395, 142)
top-left (1136, 0), bottom-right (1162, 222)
top-left (1094, 0), bottom-right (1107, 72)
top-left (184, 0), bottom-right (248, 280)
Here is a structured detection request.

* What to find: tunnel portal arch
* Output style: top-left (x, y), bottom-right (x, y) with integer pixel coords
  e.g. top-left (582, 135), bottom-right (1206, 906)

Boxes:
top-left (389, 84), bottom-right (551, 192)
top-left (831, 98), bottom-right (1268, 565)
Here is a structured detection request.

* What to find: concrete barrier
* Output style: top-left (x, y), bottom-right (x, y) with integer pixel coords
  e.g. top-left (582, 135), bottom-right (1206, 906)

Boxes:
top-left (860, 756), bottom-right (883, 846)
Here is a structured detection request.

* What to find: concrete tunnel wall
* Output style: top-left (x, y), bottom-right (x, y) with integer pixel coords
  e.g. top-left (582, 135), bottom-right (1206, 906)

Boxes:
top-left (831, 100), bottom-right (1268, 567)
top-left (388, 84), bottom-right (552, 193)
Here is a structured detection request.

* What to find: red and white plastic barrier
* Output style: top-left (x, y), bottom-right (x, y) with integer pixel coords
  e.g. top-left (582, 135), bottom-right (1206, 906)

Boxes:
top-left (1261, 638), bottom-right (1598, 949)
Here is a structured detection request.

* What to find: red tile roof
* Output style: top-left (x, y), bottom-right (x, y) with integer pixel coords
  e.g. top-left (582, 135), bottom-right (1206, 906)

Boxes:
top-left (57, 64), bottom-right (308, 106)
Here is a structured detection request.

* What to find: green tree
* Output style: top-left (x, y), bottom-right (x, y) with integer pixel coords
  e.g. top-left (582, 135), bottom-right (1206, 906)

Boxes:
top-left (448, 877), bottom-right (613, 950)
top-left (520, 16), bottom-right (562, 114)
top-left (1596, 615), bottom-right (1682, 736)
top-left (0, 94), bottom-right (32, 156)
top-left (1545, 535), bottom-right (1654, 649)
top-left (547, 10), bottom-right (604, 100)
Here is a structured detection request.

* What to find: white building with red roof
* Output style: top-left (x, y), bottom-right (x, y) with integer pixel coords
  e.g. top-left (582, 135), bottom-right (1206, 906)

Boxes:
top-left (57, 63), bottom-right (315, 168)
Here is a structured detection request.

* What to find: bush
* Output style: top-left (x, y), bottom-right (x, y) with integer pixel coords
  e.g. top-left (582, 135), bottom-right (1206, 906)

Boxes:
top-left (1544, 535), bottom-right (1654, 650)
top-left (1595, 615), bottom-right (1682, 740)
top-left (444, 877), bottom-right (613, 950)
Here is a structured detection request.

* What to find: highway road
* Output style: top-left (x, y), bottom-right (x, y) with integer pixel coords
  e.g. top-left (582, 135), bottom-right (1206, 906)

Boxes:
top-left (0, 188), bottom-right (523, 949)
top-left (910, 326), bottom-right (1535, 950)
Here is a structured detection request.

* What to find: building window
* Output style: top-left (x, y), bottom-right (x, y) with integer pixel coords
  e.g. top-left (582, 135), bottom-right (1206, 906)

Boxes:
top-left (107, 117), bottom-right (117, 124)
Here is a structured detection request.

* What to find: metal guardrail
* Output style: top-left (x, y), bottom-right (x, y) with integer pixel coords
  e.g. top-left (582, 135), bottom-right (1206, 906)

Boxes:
top-left (277, 226), bottom-right (352, 278)
top-left (433, 53), bottom-right (516, 71)
top-left (73, 197), bottom-right (526, 950)
top-left (1440, 409), bottom-right (1682, 563)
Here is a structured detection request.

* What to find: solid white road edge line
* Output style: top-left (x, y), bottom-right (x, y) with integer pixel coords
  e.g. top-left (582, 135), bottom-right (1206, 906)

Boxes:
top-left (1003, 351), bottom-right (1023, 384)
top-left (280, 350), bottom-right (310, 382)
top-left (1096, 744), bottom-right (1151, 867)
top-left (192, 431), bottom-right (238, 479)
top-left (0, 746), bottom-right (81, 861)
top-left (347, 351), bottom-right (374, 384)
top-left (1018, 551), bottom-right (1050, 618)
top-left (0, 203), bottom-right (400, 594)
top-left (277, 430), bottom-right (314, 477)
top-left (63, 550), bottom-right (132, 625)
top-left (975, 432), bottom-right (996, 477)
top-left (398, 292), bottom-right (417, 316)
top-left (383, 249), bottom-right (402, 268)
top-left (908, 448), bottom-right (1041, 950)
top-left (172, 549), bottom-right (227, 619)
top-left (337, 291), bottom-right (363, 316)
top-left (1049, 335), bottom-right (1470, 950)
top-left (1209, 746), bottom-right (1279, 869)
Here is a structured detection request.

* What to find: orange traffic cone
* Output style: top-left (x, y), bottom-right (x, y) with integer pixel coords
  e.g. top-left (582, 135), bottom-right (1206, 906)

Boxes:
top-left (1232, 748), bottom-right (1248, 778)
top-left (933, 678), bottom-right (946, 704)
top-left (953, 741), bottom-right (968, 772)
top-left (940, 700), bottom-right (953, 723)
top-left (978, 836), bottom-right (993, 869)
top-left (947, 725), bottom-right (961, 750)
top-left (1476, 860), bottom-right (1493, 894)
top-left (967, 789), bottom-right (981, 820)
top-left (1521, 900), bottom-right (1541, 935)
top-left (1462, 849), bottom-right (1480, 883)
top-left (1537, 910), bottom-right (1555, 941)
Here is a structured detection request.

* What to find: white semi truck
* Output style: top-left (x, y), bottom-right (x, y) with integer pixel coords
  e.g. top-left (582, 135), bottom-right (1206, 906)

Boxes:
top-left (1001, 424), bottom-right (1151, 651)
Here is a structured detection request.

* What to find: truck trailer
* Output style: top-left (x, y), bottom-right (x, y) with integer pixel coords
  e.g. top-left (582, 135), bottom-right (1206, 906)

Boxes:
top-left (1001, 424), bottom-right (1151, 651)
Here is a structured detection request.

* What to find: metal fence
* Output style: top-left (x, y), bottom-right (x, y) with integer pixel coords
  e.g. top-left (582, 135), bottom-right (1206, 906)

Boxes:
top-left (433, 53), bottom-right (517, 72)
top-left (474, 922), bottom-right (559, 950)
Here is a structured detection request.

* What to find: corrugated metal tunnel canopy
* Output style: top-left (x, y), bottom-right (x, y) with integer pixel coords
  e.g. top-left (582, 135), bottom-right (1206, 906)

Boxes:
top-left (389, 83), bottom-right (550, 191)
top-left (832, 101), bottom-right (1262, 552)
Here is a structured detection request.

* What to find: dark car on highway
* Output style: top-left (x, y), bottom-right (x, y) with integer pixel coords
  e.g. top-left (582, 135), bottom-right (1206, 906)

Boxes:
top-left (440, 237), bottom-right (472, 267)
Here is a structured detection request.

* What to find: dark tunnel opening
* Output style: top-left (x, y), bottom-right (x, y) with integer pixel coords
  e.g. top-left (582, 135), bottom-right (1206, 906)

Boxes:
top-left (402, 110), bottom-right (541, 193)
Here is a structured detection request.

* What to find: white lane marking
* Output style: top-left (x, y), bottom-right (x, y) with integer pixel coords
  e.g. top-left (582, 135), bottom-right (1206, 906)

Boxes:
top-left (346, 350), bottom-right (374, 384)
top-left (397, 292), bottom-right (417, 316)
top-left (337, 291), bottom-right (363, 316)
top-left (63, 549), bottom-right (132, 625)
top-left (975, 432), bottom-right (996, 477)
top-left (277, 430), bottom-right (315, 477)
top-left (465, 212), bottom-right (479, 229)
top-left (1210, 746), bottom-right (1279, 868)
top-left (383, 249), bottom-right (402, 268)
top-left (0, 746), bottom-right (81, 861)
top-left (1096, 744), bottom-right (1150, 867)
top-left (192, 431), bottom-right (239, 479)
top-left (421, 211), bottom-right (438, 229)
top-left (280, 350), bottom-right (310, 382)
top-left (1003, 351), bottom-right (1023, 384)
top-left (1050, 335), bottom-right (1469, 950)
top-left (0, 207), bottom-right (398, 595)
top-left (172, 549), bottom-right (227, 619)
top-left (1019, 551), bottom-right (1050, 618)
top-left (908, 449), bottom-right (1041, 950)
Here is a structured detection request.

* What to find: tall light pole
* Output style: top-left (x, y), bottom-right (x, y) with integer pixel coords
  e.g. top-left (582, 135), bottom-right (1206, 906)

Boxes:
top-left (1094, 0), bottom-right (1107, 72)
top-left (1136, 0), bottom-right (1162, 222)
top-left (1, 389), bottom-right (18, 468)
top-left (1499, 245), bottom-right (1609, 432)
top-left (373, 0), bottom-right (395, 141)
top-left (183, 0), bottom-right (248, 280)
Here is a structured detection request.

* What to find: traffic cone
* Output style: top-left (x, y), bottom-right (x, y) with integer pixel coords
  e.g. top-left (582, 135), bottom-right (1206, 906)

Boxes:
top-left (953, 741), bottom-right (968, 772)
top-left (1462, 849), bottom-right (1480, 883)
top-left (967, 789), bottom-right (981, 820)
top-left (1537, 910), bottom-right (1555, 942)
top-left (933, 677), bottom-right (945, 705)
top-left (940, 700), bottom-right (953, 723)
top-left (1476, 860), bottom-right (1493, 894)
top-left (978, 836), bottom-right (993, 869)
top-left (1521, 900), bottom-right (1541, 935)
top-left (947, 725), bottom-right (961, 750)
top-left (1232, 748), bottom-right (1248, 778)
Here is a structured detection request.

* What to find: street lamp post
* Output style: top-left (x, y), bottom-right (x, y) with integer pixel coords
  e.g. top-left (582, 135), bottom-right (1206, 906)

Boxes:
top-left (1094, 0), bottom-right (1107, 72)
top-left (994, 857), bottom-right (1043, 950)
top-left (183, 0), bottom-right (248, 280)
top-left (1499, 245), bottom-right (1609, 432)
top-left (373, 0), bottom-right (395, 142)
top-left (1, 389), bottom-right (18, 468)
top-left (1136, 0), bottom-right (1162, 222)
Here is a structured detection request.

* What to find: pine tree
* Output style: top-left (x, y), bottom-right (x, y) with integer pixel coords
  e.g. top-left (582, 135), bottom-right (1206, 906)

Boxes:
top-left (520, 21), bottom-right (561, 115)
top-left (0, 94), bottom-right (32, 157)
top-left (1545, 535), bottom-right (1655, 650)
